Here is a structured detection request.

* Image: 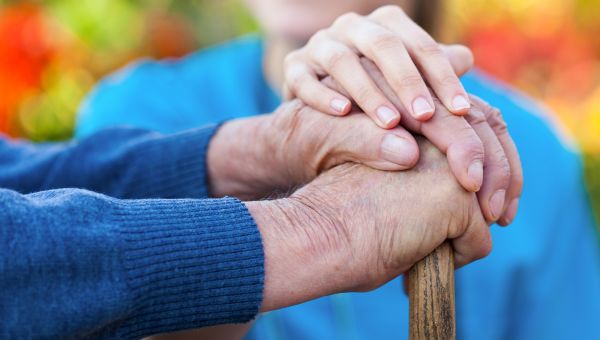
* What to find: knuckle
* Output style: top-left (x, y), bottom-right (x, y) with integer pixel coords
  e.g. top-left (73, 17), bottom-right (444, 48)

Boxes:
top-left (284, 51), bottom-right (298, 64)
top-left (476, 232), bottom-right (493, 259)
top-left (288, 73), bottom-right (306, 92)
top-left (276, 99), bottom-right (305, 119)
top-left (271, 100), bottom-right (307, 135)
top-left (396, 74), bottom-right (424, 89)
top-left (334, 12), bottom-right (361, 27)
top-left (467, 204), bottom-right (492, 260)
top-left (354, 85), bottom-right (377, 106)
top-left (486, 107), bottom-right (508, 134)
top-left (441, 120), bottom-right (484, 155)
top-left (436, 74), bottom-right (461, 87)
top-left (285, 66), bottom-right (309, 92)
top-left (372, 5), bottom-right (406, 19)
top-left (371, 32), bottom-right (403, 52)
top-left (287, 105), bottom-right (310, 142)
top-left (323, 49), bottom-right (354, 71)
top-left (466, 108), bottom-right (488, 126)
top-left (308, 30), bottom-right (329, 46)
top-left (416, 39), bottom-right (444, 57)
top-left (447, 125), bottom-right (485, 155)
top-left (462, 137), bottom-right (485, 163)
top-left (283, 51), bottom-right (303, 69)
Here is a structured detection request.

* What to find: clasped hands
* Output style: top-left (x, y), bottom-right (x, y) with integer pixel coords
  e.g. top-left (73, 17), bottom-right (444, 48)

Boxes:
top-left (206, 90), bottom-right (522, 312)
top-left (206, 5), bottom-right (522, 313)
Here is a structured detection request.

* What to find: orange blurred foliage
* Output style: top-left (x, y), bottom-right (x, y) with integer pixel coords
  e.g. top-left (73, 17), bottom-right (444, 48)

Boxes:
top-left (0, 4), bottom-right (58, 136)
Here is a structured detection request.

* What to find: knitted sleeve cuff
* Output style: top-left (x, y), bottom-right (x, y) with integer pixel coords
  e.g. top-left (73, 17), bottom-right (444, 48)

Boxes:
top-left (111, 196), bottom-right (263, 339)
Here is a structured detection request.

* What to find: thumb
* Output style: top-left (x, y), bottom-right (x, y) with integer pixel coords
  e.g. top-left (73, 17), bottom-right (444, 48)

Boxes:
top-left (330, 112), bottom-right (420, 171)
top-left (442, 44), bottom-right (475, 77)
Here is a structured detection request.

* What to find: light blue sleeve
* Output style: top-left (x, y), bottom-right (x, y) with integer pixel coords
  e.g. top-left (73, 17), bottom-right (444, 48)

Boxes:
top-left (76, 37), bottom-right (278, 139)
top-left (513, 151), bottom-right (600, 339)
top-left (76, 59), bottom-right (205, 138)
top-left (459, 71), bottom-right (600, 340)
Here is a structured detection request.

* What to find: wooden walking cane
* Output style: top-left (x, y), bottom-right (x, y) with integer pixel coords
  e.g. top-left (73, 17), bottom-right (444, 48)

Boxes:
top-left (409, 241), bottom-right (455, 340)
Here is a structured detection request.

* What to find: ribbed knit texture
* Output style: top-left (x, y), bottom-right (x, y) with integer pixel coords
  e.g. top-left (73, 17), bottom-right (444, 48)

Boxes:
top-left (0, 125), bottom-right (220, 199)
top-left (113, 198), bottom-right (264, 339)
top-left (0, 126), bottom-right (265, 339)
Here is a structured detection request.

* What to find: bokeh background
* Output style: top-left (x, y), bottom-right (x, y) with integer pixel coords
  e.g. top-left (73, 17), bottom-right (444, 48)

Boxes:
top-left (0, 0), bottom-right (599, 221)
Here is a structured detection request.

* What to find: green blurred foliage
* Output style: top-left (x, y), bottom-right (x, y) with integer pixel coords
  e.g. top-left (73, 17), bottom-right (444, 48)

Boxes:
top-left (0, 0), bottom-right (256, 141)
top-left (585, 154), bottom-right (600, 226)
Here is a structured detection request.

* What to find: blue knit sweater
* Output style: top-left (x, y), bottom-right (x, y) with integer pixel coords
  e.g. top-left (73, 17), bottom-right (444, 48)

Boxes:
top-left (0, 126), bottom-right (265, 339)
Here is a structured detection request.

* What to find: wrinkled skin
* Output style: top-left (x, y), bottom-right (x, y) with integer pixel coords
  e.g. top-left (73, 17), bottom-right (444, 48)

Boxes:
top-left (288, 138), bottom-right (491, 294)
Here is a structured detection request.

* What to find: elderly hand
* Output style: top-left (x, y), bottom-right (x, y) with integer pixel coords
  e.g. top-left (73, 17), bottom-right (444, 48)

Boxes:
top-left (208, 89), bottom-right (522, 225)
top-left (321, 58), bottom-right (523, 225)
top-left (207, 100), bottom-right (422, 200)
top-left (248, 138), bottom-right (490, 312)
top-left (283, 5), bottom-right (474, 126)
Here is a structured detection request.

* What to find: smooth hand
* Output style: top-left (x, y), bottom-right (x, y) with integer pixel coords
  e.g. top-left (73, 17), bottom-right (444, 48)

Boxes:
top-left (283, 5), bottom-right (474, 126)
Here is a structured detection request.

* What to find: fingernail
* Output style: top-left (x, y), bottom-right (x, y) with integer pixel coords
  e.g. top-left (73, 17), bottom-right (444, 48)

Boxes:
top-left (412, 97), bottom-right (434, 119)
top-left (467, 160), bottom-right (483, 191)
top-left (489, 190), bottom-right (506, 220)
top-left (501, 198), bottom-right (519, 225)
top-left (380, 134), bottom-right (416, 166)
top-left (376, 106), bottom-right (399, 126)
top-left (331, 98), bottom-right (349, 113)
top-left (452, 95), bottom-right (470, 111)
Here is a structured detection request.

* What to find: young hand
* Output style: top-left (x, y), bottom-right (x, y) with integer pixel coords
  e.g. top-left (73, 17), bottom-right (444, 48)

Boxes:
top-left (283, 5), bottom-right (473, 127)
top-left (322, 58), bottom-right (523, 225)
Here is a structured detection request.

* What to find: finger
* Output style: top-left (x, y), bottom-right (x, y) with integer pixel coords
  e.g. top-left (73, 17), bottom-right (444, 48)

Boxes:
top-left (309, 38), bottom-right (401, 128)
top-left (421, 107), bottom-right (485, 193)
top-left (464, 108), bottom-right (512, 223)
top-left (285, 61), bottom-right (352, 116)
top-left (441, 44), bottom-right (474, 77)
top-left (361, 58), bottom-right (485, 192)
top-left (332, 14), bottom-right (435, 121)
top-left (321, 76), bottom-right (351, 98)
top-left (471, 96), bottom-right (523, 226)
top-left (372, 9), bottom-right (471, 115)
top-left (450, 206), bottom-right (492, 268)
top-left (331, 112), bottom-right (420, 170)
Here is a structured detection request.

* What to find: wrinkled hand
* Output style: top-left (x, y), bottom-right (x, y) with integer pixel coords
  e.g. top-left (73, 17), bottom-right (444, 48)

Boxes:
top-left (321, 58), bottom-right (523, 225)
top-left (250, 139), bottom-right (490, 311)
top-left (207, 100), bottom-right (422, 200)
top-left (208, 79), bottom-right (522, 225)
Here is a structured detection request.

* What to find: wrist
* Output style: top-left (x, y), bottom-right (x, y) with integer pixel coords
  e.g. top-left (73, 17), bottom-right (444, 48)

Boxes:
top-left (245, 197), bottom-right (351, 312)
top-left (206, 116), bottom-right (287, 199)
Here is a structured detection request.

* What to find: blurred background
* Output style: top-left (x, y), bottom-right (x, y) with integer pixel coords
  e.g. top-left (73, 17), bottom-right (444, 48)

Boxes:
top-left (0, 0), bottom-right (598, 221)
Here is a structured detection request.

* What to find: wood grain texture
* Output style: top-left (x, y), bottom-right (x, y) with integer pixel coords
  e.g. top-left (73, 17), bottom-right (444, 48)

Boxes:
top-left (409, 241), bottom-right (455, 340)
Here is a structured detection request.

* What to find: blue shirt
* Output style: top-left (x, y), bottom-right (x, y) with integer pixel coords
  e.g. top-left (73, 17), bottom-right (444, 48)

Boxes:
top-left (77, 36), bottom-right (600, 340)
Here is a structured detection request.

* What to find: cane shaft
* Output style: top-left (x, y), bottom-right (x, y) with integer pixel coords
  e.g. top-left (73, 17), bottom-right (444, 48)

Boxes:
top-left (409, 241), bottom-right (456, 340)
